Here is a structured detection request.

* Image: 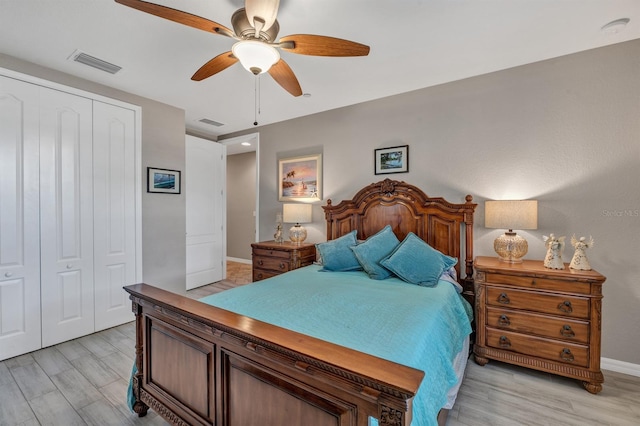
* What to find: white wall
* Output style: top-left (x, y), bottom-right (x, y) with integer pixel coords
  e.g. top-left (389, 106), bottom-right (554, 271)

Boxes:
top-left (222, 39), bottom-right (640, 365)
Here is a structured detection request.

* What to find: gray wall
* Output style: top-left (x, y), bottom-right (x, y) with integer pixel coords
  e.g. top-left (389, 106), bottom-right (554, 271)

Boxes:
top-left (0, 54), bottom-right (187, 295)
top-left (222, 40), bottom-right (640, 365)
top-left (226, 152), bottom-right (257, 260)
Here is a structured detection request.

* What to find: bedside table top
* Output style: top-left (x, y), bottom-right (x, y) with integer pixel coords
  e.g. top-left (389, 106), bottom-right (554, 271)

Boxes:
top-left (474, 256), bottom-right (606, 282)
top-left (252, 240), bottom-right (316, 250)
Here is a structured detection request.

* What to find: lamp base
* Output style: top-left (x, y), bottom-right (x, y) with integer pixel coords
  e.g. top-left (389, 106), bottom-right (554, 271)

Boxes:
top-left (494, 232), bottom-right (528, 263)
top-left (289, 224), bottom-right (307, 245)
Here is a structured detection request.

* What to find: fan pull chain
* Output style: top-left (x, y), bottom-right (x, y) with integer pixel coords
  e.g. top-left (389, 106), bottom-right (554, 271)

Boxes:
top-left (254, 74), bottom-right (261, 126)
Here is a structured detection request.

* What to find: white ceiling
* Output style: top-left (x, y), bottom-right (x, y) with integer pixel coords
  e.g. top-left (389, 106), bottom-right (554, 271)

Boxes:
top-left (1, 1), bottom-right (638, 139)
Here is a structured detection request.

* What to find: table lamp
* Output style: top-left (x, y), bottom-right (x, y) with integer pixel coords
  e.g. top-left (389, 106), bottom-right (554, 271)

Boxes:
top-left (485, 200), bottom-right (538, 263)
top-left (283, 203), bottom-right (312, 244)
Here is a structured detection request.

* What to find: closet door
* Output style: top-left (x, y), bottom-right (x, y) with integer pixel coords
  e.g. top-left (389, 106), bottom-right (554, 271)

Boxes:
top-left (39, 89), bottom-right (94, 347)
top-left (93, 101), bottom-right (137, 330)
top-left (0, 76), bottom-right (41, 360)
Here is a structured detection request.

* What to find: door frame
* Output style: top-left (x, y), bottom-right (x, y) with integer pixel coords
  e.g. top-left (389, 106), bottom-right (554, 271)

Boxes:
top-left (220, 133), bottom-right (260, 249)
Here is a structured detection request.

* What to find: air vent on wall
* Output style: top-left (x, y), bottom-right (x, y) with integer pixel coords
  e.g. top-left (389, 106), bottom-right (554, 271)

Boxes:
top-left (68, 49), bottom-right (122, 74)
top-left (198, 118), bottom-right (225, 127)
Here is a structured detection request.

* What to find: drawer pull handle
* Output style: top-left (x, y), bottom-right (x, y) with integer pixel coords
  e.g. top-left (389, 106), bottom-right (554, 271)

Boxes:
top-left (4, 272), bottom-right (13, 278)
top-left (531, 279), bottom-right (536, 286)
top-left (498, 314), bottom-right (511, 326)
top-left (561, 325), bottom-right (575, 338)
top-left (557, 300), bottom-right (573, 313)
top-left (279, 262), bottom-right (286, 270)
top-left (497, 293), bottom-right (510, 304)
top-left (499, 336), bottom-right (511, 348)
top-left (257, 259), bottom-right (264, 266)
top-left (560, 348), bottom-right (575, 362)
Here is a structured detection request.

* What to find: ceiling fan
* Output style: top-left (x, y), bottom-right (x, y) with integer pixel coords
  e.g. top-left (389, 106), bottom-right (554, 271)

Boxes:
top-left (114, 0), bottom-right (370, 97)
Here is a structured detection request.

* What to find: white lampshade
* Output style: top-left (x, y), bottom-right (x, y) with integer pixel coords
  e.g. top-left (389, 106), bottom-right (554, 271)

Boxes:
top-left (283, 203), bottom-right (312, 245)
top-left (485, 200), bottom-right (538, 230)
top-left (283, 203), bottom-right (312, 224)
top-left (485, 200), bottom-right (538, 263)
top-left (232, 40), bottom-right (280, 75)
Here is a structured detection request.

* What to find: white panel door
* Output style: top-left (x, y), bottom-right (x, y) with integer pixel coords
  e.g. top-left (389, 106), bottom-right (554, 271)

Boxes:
top-left (39, 88), bottom-right (94, 347)
top-left (186, 135), bottom-right (225, 290)
top-left (93, 101), bottom-right (137, 330)
top-left (0, 76), bottom-right (42, 360)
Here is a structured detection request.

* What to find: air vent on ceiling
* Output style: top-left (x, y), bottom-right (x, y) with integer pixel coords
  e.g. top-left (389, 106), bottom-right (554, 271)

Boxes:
top-left (198, 118), bottom-right (225, 127)
top-left (68, 49), bottom-right (122, 74)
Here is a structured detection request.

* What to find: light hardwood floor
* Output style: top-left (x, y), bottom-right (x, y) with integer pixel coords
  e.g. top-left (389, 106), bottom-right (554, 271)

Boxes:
top-left (1, 261), bottom-right (639, 425)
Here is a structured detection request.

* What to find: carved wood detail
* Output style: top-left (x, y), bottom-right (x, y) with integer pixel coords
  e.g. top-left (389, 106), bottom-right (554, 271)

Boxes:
top-left (380, 405), bottom-right (404, 425)
top-left (140, 388), bottom-right (189, 426)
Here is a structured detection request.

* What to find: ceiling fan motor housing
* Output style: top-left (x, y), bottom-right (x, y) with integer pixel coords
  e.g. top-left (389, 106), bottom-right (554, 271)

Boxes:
top-left (231, 8), bottom-right (279, 41)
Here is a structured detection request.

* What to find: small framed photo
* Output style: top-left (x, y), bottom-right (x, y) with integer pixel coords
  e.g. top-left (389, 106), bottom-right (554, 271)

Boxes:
top-left (278, 154), bottom-right (322, 201)
top-left (375, 145), bottom-right (409, 175)
top-left (147, 167), bottom-right (181, 194)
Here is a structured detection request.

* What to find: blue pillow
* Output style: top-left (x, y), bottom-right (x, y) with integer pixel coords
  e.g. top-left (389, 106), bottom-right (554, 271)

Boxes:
top-left (380, 233), bottom-right (458, 286)
top-left (350, 225), bottom-right (400, 280)
top-left (315, 230), bottom-right (362, 271)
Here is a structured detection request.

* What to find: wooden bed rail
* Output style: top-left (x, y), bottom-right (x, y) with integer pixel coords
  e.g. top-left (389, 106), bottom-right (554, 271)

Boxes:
top-left (126, 283), bottom-right (425, 426)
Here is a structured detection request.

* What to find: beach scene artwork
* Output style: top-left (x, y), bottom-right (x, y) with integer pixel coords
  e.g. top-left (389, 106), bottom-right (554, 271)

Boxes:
top-left (279, 155), bottom-right (322, 200)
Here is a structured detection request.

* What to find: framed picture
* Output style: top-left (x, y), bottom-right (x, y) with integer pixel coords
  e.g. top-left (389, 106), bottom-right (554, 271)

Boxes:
top-left (374, 145), bottom-right (409, 175)
top-left (278, 154), bottom-right (322, 201)
top-left (147, 167), bottom-right (181, 194)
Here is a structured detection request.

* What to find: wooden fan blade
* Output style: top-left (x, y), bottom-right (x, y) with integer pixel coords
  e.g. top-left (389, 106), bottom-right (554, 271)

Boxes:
top-left (115, 0), bottom-right (235, 37)
top-left (268, 60), bottom-right (302, 97)
top-left (192, 52), bottom-right (238, 81)
top-left (279, 34), bottom-right (370, 57)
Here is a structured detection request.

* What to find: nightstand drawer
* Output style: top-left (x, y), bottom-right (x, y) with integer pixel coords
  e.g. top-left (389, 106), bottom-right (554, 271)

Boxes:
top-left (253, 248), bottom-right (291, 259)
top-left (486, 307), bottom-right (589, 343)
top-left (486, 328), bottom-right (589, 368)
top-left (253, 269), bottom-right (280, 281)
top-left (486, 286), bottom-right (589, 319)
top-left (253, 256), bottom-right (291, 273)
top-left (487, 273), bottom-right (591, 295)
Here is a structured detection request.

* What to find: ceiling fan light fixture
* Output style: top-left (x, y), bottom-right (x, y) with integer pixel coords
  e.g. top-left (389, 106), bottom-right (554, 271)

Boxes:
top-left (232, 40), bottom-right (280, 75)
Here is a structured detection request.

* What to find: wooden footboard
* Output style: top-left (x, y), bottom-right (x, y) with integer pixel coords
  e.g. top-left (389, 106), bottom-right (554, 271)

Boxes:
top-left (126, 283), bottom-right (424, 426)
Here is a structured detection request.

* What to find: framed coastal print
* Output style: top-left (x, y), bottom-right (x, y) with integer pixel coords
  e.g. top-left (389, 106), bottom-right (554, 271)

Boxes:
top-left (374, 145), bottom-right (409, 175)
top-left (147, 167), bottom-right (181, 194)
top-left (278, 154), bottom-right (322, 201)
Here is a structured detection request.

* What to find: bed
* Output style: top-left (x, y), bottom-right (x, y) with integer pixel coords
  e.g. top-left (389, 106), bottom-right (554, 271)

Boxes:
top-left (125, 179), bottom-right (477, 425)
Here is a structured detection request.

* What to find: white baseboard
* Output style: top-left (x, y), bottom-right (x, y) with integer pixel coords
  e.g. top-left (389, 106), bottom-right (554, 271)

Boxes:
top-left (227, 256), bottom-right (251, 265)
top-left (601, 357), bottom-right (640, 377)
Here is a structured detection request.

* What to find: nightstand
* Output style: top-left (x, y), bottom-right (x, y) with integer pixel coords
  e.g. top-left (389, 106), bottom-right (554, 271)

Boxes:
top-left (251, 241), bottom-right (316, 282)
top-left (473, 256), bottom-right (606, 393)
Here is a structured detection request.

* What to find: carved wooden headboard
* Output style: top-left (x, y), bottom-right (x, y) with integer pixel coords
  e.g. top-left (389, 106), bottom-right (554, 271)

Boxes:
top-left (322, 179), bottom-right (477, 304)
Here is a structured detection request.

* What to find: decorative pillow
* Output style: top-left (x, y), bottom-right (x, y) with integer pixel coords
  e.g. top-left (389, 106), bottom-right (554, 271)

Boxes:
top-left (315, 230), bottom-right (362, 272)
top-left (350, 225), bottom-right (400, 280)
top-left (381, 233), bottom-right (458, 286)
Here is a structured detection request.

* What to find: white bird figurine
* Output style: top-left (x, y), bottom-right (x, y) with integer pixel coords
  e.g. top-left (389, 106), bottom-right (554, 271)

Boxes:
top-left (570, 235), bottom-right (594, 270)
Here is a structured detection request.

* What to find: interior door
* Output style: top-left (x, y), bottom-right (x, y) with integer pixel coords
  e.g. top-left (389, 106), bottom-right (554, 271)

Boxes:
top-left (0, 76), bottom-right (42, 360)
top-left (186, 135), bottom-right (225, 290)
top-left (93, 101), bottom-right (137, 330)
top-left (39, 88), bottom-right (94, 347)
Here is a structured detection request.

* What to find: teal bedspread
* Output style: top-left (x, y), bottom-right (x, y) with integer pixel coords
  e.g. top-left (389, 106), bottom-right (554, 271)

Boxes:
top-left (199, 264), bottom-right (472, 426)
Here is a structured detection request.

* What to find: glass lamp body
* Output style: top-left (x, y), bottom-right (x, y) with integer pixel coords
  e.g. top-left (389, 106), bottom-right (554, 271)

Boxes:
top-left (494, 232), bottom-right (528, 263)
top-left (288, 224), bottom-right (307, 245)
